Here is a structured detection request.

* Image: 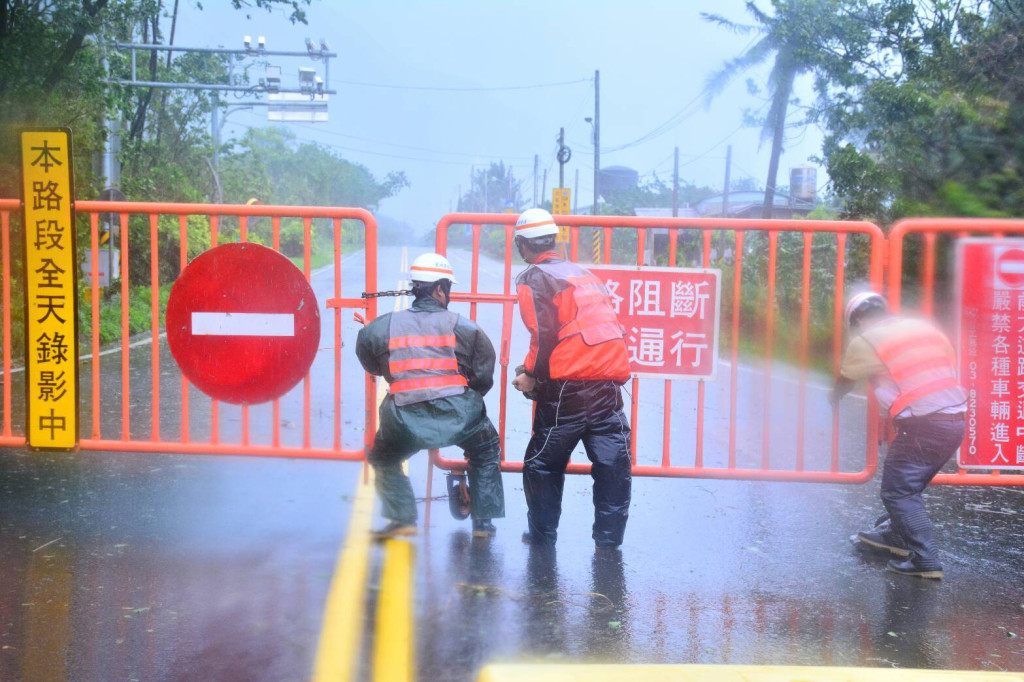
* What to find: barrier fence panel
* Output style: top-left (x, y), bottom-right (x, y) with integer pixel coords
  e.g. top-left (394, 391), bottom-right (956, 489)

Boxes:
top-left (0, 199), bottom-right (376, 460)
top-left (429, 212), bottom-right (885, 483)
top-left (889, 217), bottom-right (1024, 486)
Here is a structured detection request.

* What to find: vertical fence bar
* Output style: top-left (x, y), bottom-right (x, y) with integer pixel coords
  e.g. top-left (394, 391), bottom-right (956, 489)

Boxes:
top-left (498, 227), bottom-right (514, 462)
top-left (569, 226), bottom-right (579, 262)
top-left (178, 215), bottom-right (189, 443)
top-left (830, 233), bottom-right (847, 472)
top-left (365, 216), bottom-right (379, 461)
top-left (303, 216), bottom-right (312, 450)
top-left (1, 210), bottom-right (9, 436)
top-left (89, 213), bottom-right (101, 439)
top-left (271, 215), bottom-right (282, 448)
top-left (602, 226), bottom-right (612, 264)
top-left (762, 231), bottom-right (778, 469)
top-left (120, 213), bottom-right (131, 440)
top-left (210, 215), bottom-right (219, 445)
top-left (729, 231), bottom-right (743, 468)
top-left (921, 232), bottom-right (936, 317)
top-left (333, 218), bottom-right (342, 451)
top-left (662, 228), bottom-right (679, 468)
top-left (796, 232), bottom-right (813, 471)
top-left (149, 214), bottom-right (160, 442)
top-left (630, 227), bottom-right (646, 464)
top-left (695, 230), bottom-right (712, 468)
top-left (470, 224), bottom-right (480, 321)
top-left (238, 219), bottom-right (248, 488)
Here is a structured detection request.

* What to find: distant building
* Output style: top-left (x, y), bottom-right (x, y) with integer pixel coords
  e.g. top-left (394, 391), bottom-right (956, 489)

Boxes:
top-left (632, 206), bottom-right (700, 219)
top-left (693, 190), bottom-right (816, 219)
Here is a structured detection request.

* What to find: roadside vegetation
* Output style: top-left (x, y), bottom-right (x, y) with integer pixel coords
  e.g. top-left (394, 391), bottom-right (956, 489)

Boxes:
top-left (0, 1), bottom-right (406, 355)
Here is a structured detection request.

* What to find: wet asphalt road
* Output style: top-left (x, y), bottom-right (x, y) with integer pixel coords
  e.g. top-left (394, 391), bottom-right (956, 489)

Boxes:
top-left (1, 245), bottom-right (1023, 681)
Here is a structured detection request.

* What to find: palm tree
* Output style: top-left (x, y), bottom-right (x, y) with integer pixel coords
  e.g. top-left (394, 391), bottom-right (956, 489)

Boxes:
top-left (703, 1), bottom-right (832, 219)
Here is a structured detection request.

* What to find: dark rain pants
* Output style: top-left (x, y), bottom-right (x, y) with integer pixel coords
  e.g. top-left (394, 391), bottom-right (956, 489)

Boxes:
top-left (523, 380), bottom-right (632, 547)
top-left (881, 416), bottom-right (964, 570)
top-left (368, 418), bottom-right (504, 525)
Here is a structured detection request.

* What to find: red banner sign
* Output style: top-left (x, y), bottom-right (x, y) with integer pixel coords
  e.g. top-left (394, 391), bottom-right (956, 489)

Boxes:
top-left (956, 238), bottom-right (1024, 469)
top-left (593, 266), bottom-right (721, 380)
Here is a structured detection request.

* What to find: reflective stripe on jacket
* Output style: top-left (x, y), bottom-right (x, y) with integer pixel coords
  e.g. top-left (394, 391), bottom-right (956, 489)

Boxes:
top-left (387, 309), bottom-right (468, 406)
top-left (515, 253), bottom-right (630, 382)
top-left (860, 317), bottom-right (966, 419)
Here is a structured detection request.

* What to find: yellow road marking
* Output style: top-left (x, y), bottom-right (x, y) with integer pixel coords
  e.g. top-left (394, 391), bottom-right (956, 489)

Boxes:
top-left (372, 539), bottom-right (415, 682)
top-left (311, 474), bottom-right (375, 682)
top-left (313, 247), bottom-right (416, 681)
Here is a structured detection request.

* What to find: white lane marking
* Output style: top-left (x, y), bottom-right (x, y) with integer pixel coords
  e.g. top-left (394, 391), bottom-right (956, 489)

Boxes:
top-left (192, 312), bottom-right (294, 337)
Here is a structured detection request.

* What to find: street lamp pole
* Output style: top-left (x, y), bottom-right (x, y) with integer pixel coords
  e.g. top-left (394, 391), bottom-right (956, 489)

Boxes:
top-left (593, 69), bottom-right (600, 217)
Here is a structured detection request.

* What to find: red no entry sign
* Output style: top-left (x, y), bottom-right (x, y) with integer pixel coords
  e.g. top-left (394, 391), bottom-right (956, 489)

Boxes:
top-left (996, 248), bottom-right (1024, 288)
top-left (166, 243), bottom-right (321, 405)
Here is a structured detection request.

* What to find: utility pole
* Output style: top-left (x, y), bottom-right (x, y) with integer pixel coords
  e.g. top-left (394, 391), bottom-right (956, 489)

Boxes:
top-left (593, 69), bottom-right (600, 217)
top-left (672, 146), bottom-right (679, 218)
top-left (541, 169), bottom-right (548, 207)
top-left (574, 169), bottom-right (579, 213)
top-left (719, 144), bottom-right (732, 261)
top-left (533, 154), bottom-right (539, 207)
top-left (721, 144), bottom-right (732, 217)
top-left (556, 127), bottom-right (571, 188)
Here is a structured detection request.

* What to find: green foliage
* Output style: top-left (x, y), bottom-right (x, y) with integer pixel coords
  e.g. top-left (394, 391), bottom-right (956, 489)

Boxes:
top-left (817, 1), bottom-right (1024, 223)
top-left (77, 282), bottom-right (172, 348)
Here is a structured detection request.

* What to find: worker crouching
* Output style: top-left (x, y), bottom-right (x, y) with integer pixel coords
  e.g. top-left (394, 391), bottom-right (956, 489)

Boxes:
top-left (355, 253), bottom-right (505, 540)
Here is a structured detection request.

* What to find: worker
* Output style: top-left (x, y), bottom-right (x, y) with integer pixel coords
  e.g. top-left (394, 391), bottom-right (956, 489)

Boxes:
top-left (832, 291), bottom-right (966, 579)
top-left (510, 208), bottom-right (633, 549)
top-left (355, 253), bottom-right (505, 539)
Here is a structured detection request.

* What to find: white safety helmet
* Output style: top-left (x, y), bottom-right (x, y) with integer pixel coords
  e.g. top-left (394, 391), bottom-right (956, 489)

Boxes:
top-left (844, 291), bottom-right (888, 328)
top-left (514, 208), bottom-right (560, 240)
top-left (409, 252), bottom-right (458, 284)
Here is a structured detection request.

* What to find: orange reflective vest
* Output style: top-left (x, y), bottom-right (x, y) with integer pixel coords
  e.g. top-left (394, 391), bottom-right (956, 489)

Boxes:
top-left (535, 260), bottom-right (624, 346)
top-left (862, 318), bottom-right (966, 419)
top-left (517, 256), bottom-right (630, 382)
top-left (387, 309), bottom-right (468, 406)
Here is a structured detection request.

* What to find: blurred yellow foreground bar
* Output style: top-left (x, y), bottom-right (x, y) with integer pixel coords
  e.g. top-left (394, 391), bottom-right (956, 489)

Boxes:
top-left (478, 665), bottom-right (1024, 682)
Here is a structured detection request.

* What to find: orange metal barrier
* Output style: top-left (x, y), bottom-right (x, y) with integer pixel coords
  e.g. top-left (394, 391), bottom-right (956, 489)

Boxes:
top-left (0, 199), bottom-right (376, 460)
top-left (429, 212), bottom-right (886, 484)
top-left (889, 217), bottom-right (1024, 486)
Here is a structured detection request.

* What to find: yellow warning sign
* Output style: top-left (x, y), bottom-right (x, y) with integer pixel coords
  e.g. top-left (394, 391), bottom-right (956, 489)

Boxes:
top-left (551, 188), bottom-right (571, 244)
top-left (21, 129), bottom-right (78, 450)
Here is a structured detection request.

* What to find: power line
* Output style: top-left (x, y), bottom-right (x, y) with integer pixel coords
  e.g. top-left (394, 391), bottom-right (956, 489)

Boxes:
top-left (332, 77), bottom-right (592, 92)
top-left (286, 121), bottom-right (534, 161)
top-left (229, 121), bottom-right (485, 166)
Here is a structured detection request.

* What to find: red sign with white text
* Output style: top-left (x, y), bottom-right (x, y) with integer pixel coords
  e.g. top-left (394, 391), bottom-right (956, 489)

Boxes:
top-left (593, 266), bottom-right (721, 380)
top-left (956, 238), bottom-right (1024, 469)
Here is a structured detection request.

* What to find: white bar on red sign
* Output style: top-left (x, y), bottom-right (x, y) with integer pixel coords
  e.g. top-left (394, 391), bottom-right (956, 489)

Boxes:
top-left (191, 312), bottom-right (295, 337)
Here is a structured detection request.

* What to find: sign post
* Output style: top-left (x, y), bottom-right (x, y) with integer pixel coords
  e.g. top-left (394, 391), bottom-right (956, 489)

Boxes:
top-left (594, 265), bottom-right (721, 380)
top-left (551, 188), bottom-right (571, 245)
top-left (166, 243), bottom-right (321, 405)
top-left (956, 238), bottom-right (1024, 469)
top-left (21, 129), bottom-right (79, 450)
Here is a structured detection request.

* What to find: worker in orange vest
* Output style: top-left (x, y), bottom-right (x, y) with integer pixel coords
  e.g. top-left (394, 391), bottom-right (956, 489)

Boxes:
top-left (833, 291), bottom-right (966, 579)
top-left (511, 208), bottom-right (633, 550)
top-left (356, 253), bottom-right (505, 540)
